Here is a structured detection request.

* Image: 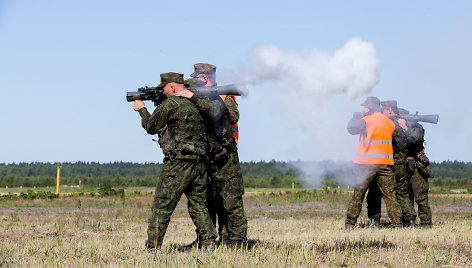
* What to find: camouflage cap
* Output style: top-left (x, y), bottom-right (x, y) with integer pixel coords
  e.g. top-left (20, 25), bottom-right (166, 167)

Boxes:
top-left (360, 96), bottom-right (381, 110)
top-left (157, 72), bottom-right (187, 89)
top-left (184, 78), bottom-right (206, 89)
top-left (381, 100), bottom-right (398, 109)
top-left (398, 108), bottom-right (409, 116)
top-left (190, 63), bottom-right (216, 77)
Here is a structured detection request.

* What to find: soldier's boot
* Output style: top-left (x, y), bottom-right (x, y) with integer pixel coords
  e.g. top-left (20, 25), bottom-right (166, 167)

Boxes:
top-left (405, 220), bottom-right (416, 228)
top-left (199, 240), bottom-right (218, 251)
top-left (419, 223), bottom-right (432, 228)
top-left (345, 223), bottom-right (355, 231)
top-left (220, 236), bottom-right (232, 247)
top-left (177, 240), bottom-right (198, 252)
top-left (370, 218), bottom-right (381, 228)
top-left (145, 239), bottom-right (161, 253)
top-left (224, 240), bottom-right (247, 250)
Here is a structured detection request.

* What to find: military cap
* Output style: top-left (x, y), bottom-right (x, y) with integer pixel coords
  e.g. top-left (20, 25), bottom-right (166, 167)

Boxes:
top-left (398, 108), bottom-right (409, 116)
top-left (360, 96), bottom-right (381, 110)
top-left (190, 63), bottom-right (216, 77)
top-left (157, 72), bottom-right (188, 89)
top-left (381, 100), bottom-right (398, 109)
top-left (184, 78), bottom-right (206, 89)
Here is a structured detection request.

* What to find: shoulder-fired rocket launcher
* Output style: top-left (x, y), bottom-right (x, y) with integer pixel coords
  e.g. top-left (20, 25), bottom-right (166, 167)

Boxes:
top-left (126, 84), bottom-right (246, 106)
top-left (400, 112), bottom-right (439, 124)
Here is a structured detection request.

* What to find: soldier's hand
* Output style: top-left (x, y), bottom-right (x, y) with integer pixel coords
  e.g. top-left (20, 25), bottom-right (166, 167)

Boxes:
top-left (174, 89), bottom-right (194, 99)
top-left (397, 118), bottom-right (408, 132)
top-left (134, 100), bottom-right (145, 111)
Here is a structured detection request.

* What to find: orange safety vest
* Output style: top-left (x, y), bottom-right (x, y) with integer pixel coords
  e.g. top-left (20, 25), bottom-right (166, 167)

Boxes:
top-left (220, 95), bottom-right (239, 144)
top-left (353, 112), bottom-right (395, 165)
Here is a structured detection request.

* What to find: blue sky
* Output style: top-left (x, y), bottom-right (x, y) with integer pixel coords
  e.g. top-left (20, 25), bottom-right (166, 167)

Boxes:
top-left (1, 1), bottom-right (471, 163)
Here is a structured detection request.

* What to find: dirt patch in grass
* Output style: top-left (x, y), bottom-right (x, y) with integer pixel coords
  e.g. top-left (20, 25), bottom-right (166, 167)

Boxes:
top-left (246, 201), bottom-right (344, 211)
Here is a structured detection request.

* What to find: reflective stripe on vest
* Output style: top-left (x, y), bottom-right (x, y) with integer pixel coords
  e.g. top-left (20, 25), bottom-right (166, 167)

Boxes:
top-left (220, 95), bottom-right (239, 144)
top-left (358, 139), bottom-right (392, 146)
top-left (355, 153), bottom-right (394, 159)
top-left (353, 112), bottom-right (395, 165)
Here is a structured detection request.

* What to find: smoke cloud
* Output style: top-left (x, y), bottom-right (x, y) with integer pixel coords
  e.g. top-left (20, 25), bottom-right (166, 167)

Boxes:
top-left (223, 38), bottom-right (381, 187)
top-left (233, 37), bottom-right (380, 101)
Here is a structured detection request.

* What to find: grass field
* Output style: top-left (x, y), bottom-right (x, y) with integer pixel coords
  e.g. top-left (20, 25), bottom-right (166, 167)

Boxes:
top-left (1, 188), bottom-right (471, 267)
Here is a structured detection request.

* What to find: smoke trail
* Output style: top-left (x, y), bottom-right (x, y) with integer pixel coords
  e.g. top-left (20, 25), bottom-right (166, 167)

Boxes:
top-left (232, 37), bottom-right (380, 99)
top-left (223, 38), bottom-right (381, 187)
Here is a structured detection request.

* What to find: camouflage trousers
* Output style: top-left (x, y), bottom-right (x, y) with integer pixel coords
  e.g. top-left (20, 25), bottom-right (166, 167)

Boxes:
top-left (408, 167), bottom-right (432, 225)
top-left (367, 162), bottom-right (415, 222)
top-left (345, 164), bottom-right (402, 227)
top-left (207, 149), bottom-right (247, 242)
top-left (146, 159), bottom-right (217, 249)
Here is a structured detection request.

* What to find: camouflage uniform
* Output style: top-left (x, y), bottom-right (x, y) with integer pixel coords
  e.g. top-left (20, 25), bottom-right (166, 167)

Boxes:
top-left (345, 97), bottom-right (402, 228)
top-left (367, 101), bottom-right (415, 224)
top-left (189, 64), bottom-right (248, 244)
top-left (138, 72), bottom-right (216, 249)
top-left (405, 122), bottom-right (432, 226)
top-left (346, 164), bottom-right (402, 227)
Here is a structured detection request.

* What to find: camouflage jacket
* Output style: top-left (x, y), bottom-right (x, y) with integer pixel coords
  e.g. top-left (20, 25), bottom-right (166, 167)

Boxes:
top-left (405, 122), bottom-right (426, 158)
top-left (189, 93), bottom-right (237, 153)
top-left (390, 115), bottom-right (409, 161)
top-left (138, 96), bottom-right (207, 160)
top-left (346, 112), bottom-right (367, 136)
top-left (223, 96), bottom-right (239, 126)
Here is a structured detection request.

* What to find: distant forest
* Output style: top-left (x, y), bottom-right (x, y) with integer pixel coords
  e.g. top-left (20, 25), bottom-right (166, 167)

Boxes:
top-left (0, 161), bottom-right (471, 188)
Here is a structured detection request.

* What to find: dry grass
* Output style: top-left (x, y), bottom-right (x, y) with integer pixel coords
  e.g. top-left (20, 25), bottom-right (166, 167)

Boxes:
top-left (0, 191), bottom-right (471, 267)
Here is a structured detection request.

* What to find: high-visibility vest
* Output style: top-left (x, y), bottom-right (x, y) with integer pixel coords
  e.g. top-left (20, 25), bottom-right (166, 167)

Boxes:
top-left (220, 95), bottom-right (239, 144)
top-left (353, 112), bottom-right (395, 165)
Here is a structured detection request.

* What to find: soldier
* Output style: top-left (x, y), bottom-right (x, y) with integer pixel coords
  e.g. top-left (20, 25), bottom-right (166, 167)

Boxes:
top-left (400, 108), bottom-right (433, 227)
top-left (345, 96), bottom-right (402, 229)
top-left (366, 100), bottom-right (416, 227)
top-left (133, 72), bottom-right (217, 251)
top-left (176, 63), bottom-right (247, 248)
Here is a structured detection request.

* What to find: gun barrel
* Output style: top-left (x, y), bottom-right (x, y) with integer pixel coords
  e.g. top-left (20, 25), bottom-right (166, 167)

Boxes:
top-left (126, 91), bottom-right (142, 102)
top-left (401, 114), bottom-right (439, 124)
top-left (126, 91), bottom-right (157, 102)
top-left (193, 84), bottom-right (247, 96)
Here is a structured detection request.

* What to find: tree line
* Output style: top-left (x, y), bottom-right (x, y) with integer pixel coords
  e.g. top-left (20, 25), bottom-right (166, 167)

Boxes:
top-left (0, 160), bottom-right (471, 188)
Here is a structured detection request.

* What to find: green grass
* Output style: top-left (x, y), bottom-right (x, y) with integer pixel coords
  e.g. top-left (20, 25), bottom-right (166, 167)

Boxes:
top-left (0, 188), bottom-right (471, 266)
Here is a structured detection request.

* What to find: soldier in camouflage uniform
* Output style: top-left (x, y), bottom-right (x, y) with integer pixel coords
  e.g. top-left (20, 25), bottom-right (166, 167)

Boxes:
top-left (176, 63), bottom-right (247, 248)
top-left (345, 97), bottom-right (402, 228)
top-left (133, 72), bottom-right (217, 250)
top-left (366, 100), bottom-right (416, 227)
top-left (401, 108), bottom-right (433, 227)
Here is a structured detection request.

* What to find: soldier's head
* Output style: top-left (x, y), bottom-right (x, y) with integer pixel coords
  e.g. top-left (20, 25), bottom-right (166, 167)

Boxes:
top-left (360, 96), bottom-right (380, 115)
top-left (398, 108), bottom-right (409, 116)
top-left (157, 72), bottom-right (188, 97)
top-left (381, 100), bottom-right (399, 117)
top-left (191, 63), bottom-right (216, 86)
top-left (184, 78), bottom-right (206, 90)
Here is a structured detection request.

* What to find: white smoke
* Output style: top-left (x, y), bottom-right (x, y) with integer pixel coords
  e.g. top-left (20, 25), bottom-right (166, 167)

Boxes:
top-left (223, 38), bottom-right (381, 187)
top-left (234, 37), bottom-right (380, 99)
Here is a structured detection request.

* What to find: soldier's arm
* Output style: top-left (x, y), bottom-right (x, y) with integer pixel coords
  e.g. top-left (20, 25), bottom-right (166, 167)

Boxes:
top-left (138, 101), bottom-right (173, 135)
top-left (223, 96), bottom-right (239, 125)
top-left (189, 94), bottom-right (225, 121)
top-left (347, 113), bottom-right (366, 136)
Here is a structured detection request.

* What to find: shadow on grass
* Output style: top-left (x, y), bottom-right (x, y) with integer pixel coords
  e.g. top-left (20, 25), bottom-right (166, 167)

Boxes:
top-left (167, 239), bottom-right (260, 252)
top-left (316, 237), bottom-right (395, 253)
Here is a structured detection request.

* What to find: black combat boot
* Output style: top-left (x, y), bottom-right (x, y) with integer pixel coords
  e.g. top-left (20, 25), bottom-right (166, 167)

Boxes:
top-left (145, 240), bottom-right (161, 253)
top-left (406, 220), bottom-right (416, 228)
top-left (419, 223), bottom-right (432, 228)
top-left (199, 240), bottom-right (218, 251)
top-left (372, 218), bottom-right (380, 228)
top-left (225, 240), bottom-right (247, 250)
top-left (177, 240), bottom-right (198, 252)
